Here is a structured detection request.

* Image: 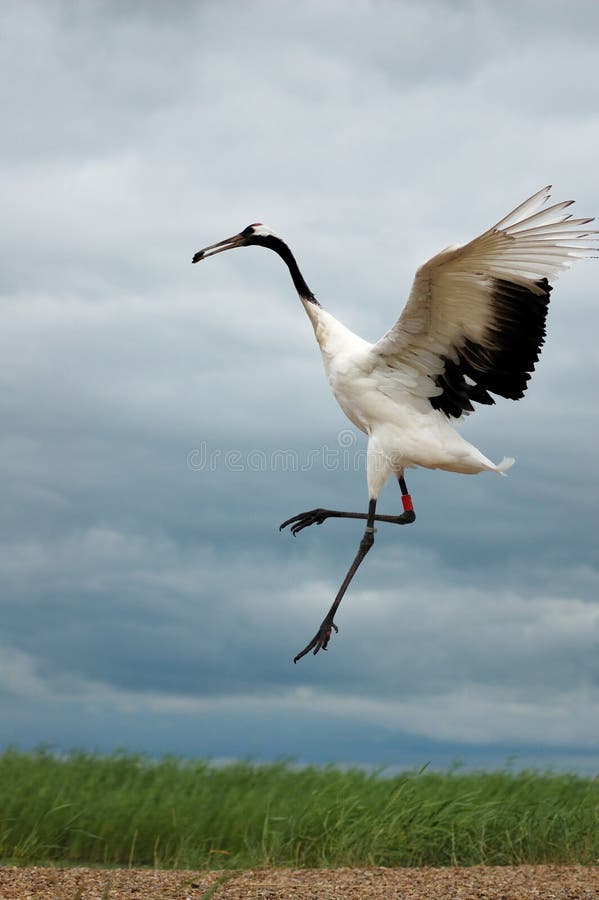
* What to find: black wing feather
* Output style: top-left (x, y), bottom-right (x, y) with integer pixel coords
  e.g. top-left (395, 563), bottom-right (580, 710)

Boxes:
top-left (430, 278), bottom-right (551, 419)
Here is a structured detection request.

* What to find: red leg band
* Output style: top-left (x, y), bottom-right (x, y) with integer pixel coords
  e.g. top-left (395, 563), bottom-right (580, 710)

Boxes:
top-left (402, 494), bottom-right (414, 513)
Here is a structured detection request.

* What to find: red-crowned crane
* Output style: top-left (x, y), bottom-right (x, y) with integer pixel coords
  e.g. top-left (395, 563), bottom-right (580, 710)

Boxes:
top-left (192, 186), bottom-right (597, 662)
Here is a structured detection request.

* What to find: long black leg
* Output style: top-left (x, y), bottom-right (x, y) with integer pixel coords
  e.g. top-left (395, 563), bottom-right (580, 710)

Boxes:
top-left (280, 476), bottom-right (415, 536)
top-left (398, 474), bottom-right (415, 517)
top-left (294, 499), bottom-right (378, 663)
top-left (291, 477), bottom-right (415, 662)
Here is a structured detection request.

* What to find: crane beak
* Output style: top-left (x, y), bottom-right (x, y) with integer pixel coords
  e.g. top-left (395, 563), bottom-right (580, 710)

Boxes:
top-left (192, 232), bottom-right (245, 264)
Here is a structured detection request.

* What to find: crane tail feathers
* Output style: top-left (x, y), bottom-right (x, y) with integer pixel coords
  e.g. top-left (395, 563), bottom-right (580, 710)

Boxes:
top-left (496, 456), bottom-right (516, 475)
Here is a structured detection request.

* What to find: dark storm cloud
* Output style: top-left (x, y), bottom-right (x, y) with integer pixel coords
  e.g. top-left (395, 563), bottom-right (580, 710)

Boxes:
top-left (0, 0), bottom-right (598, 765)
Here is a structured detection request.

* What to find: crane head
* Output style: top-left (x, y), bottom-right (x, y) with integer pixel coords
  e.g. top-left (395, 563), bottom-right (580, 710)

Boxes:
top-left (192, 223), bottom-right (277, 263)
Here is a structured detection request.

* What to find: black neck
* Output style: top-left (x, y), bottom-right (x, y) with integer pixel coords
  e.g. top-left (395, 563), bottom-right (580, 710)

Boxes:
top-left (253, 235), bottom-right (320, 305)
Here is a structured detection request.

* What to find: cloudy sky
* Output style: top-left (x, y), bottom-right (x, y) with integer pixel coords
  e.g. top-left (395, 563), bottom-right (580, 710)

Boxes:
top-left (1, 0), bottom-right (598, 772)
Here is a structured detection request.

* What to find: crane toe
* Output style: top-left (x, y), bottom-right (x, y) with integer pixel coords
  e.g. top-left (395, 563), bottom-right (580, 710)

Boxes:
top-left (293, 619), bottom-right (339, 663)
top-left (279, 508), bottom-right (328, 535)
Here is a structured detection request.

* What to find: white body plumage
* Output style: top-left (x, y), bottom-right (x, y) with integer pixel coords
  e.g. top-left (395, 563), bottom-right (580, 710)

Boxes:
top-left (302, 300), bottom-right (507, 498)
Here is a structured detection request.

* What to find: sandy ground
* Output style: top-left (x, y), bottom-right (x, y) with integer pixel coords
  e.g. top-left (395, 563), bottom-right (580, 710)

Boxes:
top-left (0, 865), bottom-right (597, 899)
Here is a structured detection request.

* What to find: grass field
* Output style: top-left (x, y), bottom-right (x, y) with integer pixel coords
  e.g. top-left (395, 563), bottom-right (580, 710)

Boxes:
top-left (0, 749), bottom-right (597, 869)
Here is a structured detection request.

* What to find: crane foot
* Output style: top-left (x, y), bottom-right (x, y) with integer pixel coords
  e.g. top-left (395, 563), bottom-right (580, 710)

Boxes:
top-left (280, 508), bottom-right (329, 536)
top-left (293, 618), bottom-right (339, 663)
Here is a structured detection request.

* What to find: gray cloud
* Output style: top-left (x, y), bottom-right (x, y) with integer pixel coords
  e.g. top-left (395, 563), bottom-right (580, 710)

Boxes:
top-left (1, 0), bottom-right (598, 769)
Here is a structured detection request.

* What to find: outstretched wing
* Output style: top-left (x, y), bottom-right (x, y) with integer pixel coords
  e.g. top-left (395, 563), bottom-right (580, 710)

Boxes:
top-left (371, 186), bottom-right (598, 419)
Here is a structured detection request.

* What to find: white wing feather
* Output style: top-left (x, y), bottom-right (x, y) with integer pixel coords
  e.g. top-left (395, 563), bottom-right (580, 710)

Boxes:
top-left (371, 186), bottom-right (598, 418)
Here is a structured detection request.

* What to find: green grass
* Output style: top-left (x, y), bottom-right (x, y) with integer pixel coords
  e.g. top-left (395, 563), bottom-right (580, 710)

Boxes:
top-left (0, 749), bottom-right (597, 868)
